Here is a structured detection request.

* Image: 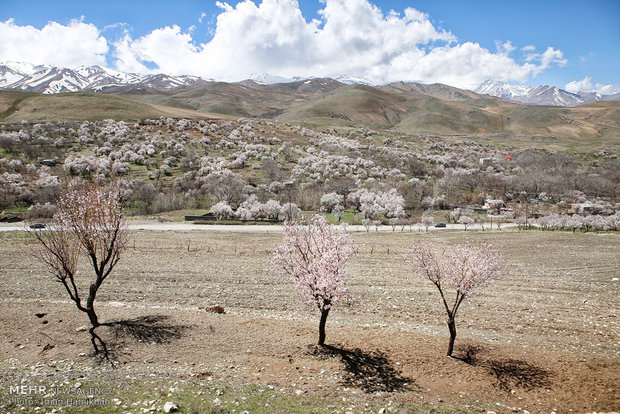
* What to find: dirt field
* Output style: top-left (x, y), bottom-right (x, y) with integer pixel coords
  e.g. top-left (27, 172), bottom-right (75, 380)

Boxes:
top-left (0, 228), bottom-right (618, 413)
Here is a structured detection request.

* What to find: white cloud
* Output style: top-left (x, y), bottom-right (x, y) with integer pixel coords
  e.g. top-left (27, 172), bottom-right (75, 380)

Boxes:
top-left (0, 18), bottom-right (108, 67)
top-left (565, 76), bottom-right (592, 93)
top-left (110, 0), bottom-right (568, 89)
top-left (1, 0), bottom-right (570, 89)
top-left (496, 40), bottom-right (516, 55)
top-left (565, 76), bottom-right (620, 95)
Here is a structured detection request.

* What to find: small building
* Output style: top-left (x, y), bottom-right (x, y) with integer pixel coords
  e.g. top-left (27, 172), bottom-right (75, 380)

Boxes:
top-left (479, 158), bottom-right (492, 168)
top-left (567, 203), bottom-right (594, 214)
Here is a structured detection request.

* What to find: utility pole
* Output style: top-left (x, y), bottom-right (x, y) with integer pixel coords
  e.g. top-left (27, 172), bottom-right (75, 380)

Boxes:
top-left (284, 180), bottom-right (294, 221)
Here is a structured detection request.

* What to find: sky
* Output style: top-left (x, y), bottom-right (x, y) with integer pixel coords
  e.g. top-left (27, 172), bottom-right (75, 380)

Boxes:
top-left (0, 0), bottom-right (618, 93)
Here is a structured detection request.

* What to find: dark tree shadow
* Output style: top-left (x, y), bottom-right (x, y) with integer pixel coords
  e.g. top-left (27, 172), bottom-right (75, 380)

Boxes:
top-left (485, 358), bottom-right (552, 391)
top-left (103, 315), bottom-right (189, 344)
top-left (312, 345), bottom-right (414, 393)
top-left (87, 315), bottom-right (190, 365)
top-left (89, 327), bottom-right (115, 365)
top-left (455, 344), bottom-right (552, 391)
top-left (453, 344), bottom-right (484, 364)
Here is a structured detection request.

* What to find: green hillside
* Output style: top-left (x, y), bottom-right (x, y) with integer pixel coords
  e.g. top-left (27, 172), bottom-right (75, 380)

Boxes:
top-left (0, 91), bottom-right (164, 122)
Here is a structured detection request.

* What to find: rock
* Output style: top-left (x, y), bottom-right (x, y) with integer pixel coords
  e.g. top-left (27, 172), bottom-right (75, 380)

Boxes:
top-left (163, 402), bottom-right (178, 413)
top-left (204, 305), bottom-right (226, 314)
top-left (107, 301), bottom-right (127, 307)
top-left (378, 408), bottom-right (386, 414)
top-left (213, 398), bottom-right (221, 406)
top-left (76, 326), bottom-right (87, 332)
top-left (612, 277), bottom-right (619, 281)
top-left (295, 389), bottom-right (303, 396)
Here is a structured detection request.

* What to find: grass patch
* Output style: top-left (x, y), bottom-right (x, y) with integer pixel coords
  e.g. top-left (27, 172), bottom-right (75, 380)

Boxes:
top-left (0, 374), bottom-right (476, 413)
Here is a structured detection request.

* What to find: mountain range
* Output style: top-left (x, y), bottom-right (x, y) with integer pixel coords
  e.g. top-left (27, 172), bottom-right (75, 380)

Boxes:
top-left (2, 61), bottom-right (619, 108)
top-left (3, 75), bottom-right (619, 143)
top-left (474, 80), bottom-right (620, 107)
top-left (0, 62), bottom-right (207, 94)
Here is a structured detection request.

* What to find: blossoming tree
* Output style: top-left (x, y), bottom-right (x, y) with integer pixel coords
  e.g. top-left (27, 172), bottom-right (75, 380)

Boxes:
top-left (411, 242), bottom-right (502, 357)
top-left (271, 215), bottom-right (353, 345)
top-left (458, 215), bottom-right (474, 231)
top-left (30, 182), bottom-right (129, 354)
top-left (210, 200), bottom-right (234, 219)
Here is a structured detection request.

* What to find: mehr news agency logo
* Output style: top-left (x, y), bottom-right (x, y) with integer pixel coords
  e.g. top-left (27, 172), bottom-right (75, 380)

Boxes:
top-left (8, 383), bottom-right (111, 407)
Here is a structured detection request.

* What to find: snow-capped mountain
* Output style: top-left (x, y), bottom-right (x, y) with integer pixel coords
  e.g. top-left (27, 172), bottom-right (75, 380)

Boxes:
top-left (333, 75), bottom-right (376, 86)
top-left (240, 73), bottom-right (376, 86)
top-left (0, 62), bottom-right (208, 94)
top-left (0, 62), bottom-right (377, 92)
top-left (2, 61), bottom-right (618, 107)
top-left (474, 80), bottom-right (619, 107)
top-left (242, 73), bottom-right (297, 85)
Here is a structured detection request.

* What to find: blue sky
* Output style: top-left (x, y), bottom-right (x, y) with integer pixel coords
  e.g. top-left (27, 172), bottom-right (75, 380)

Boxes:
top-left (0, 0), bottom-right (618, 92)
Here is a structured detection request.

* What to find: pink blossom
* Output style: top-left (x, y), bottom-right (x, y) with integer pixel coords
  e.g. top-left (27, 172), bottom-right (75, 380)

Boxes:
top-left (271, 215), bottom-right (353, 344)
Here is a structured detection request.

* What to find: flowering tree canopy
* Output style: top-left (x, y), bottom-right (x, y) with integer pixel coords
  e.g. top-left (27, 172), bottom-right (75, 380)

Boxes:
top-left (458, 215), bottom-right (474, 230)
top-left (320, 192), bottom-right (344, 214)
top-left (411, 242), bottom-right (502, 356)
top-left (210, 200), bottom-right (234, 219)
top-left (271, 214), bottom-right (353, 345)
top-left (421, 216), bottom-right (434, 231)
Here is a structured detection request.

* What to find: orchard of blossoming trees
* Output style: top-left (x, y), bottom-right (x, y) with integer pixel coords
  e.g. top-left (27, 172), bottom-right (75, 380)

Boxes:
top-left (1, 117), bottom-right (618, 229)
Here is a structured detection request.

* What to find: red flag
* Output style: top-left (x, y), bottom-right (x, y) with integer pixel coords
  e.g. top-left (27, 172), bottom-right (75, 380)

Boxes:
top-left (504, 155), bottom-right (512, 159)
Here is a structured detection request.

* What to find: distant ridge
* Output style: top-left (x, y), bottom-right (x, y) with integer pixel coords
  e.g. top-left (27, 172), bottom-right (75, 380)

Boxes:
top-left (474, 79), bottom-right (620, 107)
top-left (1, 61), bottom-right (618, 108)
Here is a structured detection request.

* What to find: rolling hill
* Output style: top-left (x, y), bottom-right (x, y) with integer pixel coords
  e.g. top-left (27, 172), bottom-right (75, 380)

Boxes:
top-left (0, 91), bottom-right (166, 122)
top-left (0, 90), bottom-right (236, 122)
top-left (1, 80), bottom-right (619, 140)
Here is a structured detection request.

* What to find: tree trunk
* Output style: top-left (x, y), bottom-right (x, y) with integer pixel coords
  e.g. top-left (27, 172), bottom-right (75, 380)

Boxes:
top-left (318, 308), bottom-right (330, 345)
top-left (86, 283), bottom-right (100, 328)
top-left (447, 319), bottom-right (456, 357)
top-left (86, 307), bottom-right (99, 328)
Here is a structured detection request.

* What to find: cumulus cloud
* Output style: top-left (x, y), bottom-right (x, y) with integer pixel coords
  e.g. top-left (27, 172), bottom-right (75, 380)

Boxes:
top-left (110, 0), bottom-right (567, 89)
top-left (1, 0), bottom-right (570, 89)
top-left (0, 18), bottom-right (108, 67)
top-left (565, 76), bottom-right (620, 95)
